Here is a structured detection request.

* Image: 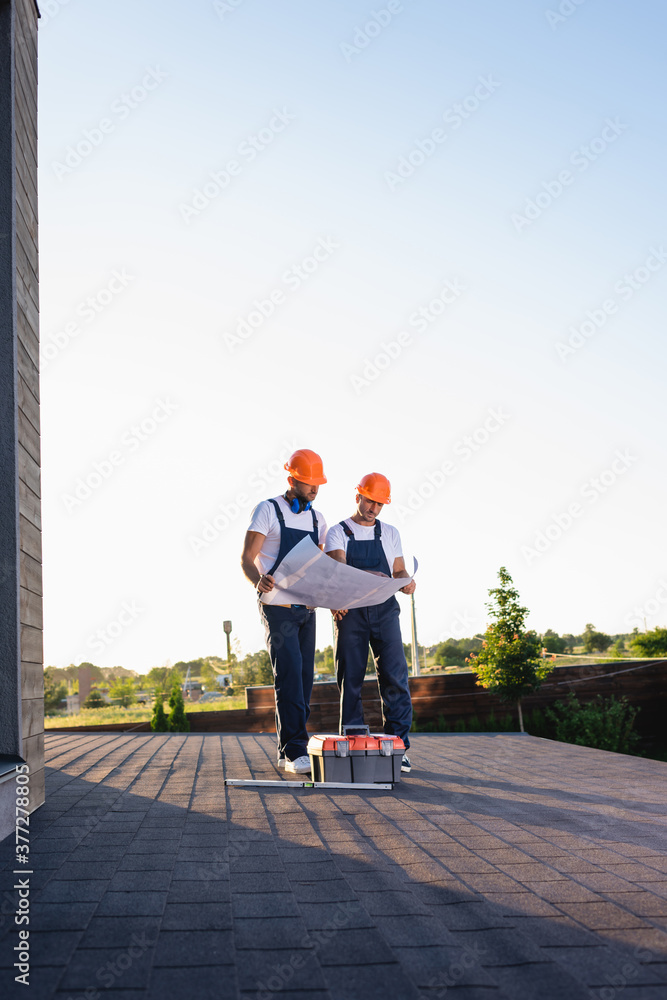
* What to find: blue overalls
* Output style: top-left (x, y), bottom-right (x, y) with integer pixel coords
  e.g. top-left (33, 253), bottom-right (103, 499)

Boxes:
top-left (258, 499), bottom-right (318, 762)
top-left (334, 519), bottom-right (412, 747)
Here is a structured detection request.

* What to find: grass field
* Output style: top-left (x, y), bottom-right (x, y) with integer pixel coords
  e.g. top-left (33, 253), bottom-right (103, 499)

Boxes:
top-left (44, 695), bottom-right (246, 729)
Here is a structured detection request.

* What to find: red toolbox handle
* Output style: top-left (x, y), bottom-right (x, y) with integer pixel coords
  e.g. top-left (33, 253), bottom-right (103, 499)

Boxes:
top-left (341, 725), bottom-right (371, 736)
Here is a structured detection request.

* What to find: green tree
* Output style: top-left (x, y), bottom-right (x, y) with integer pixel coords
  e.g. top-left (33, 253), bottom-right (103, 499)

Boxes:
top-left (541, 629), bottom-right (567, 654)
top-left (150, 697), bottom-right (169, 732)
top-left (468, 567), bottom-right (550, 732)
top-left (84, 688), bottom-right (106, 709)
top-left (582, 624), bottom-right (613, 654)
top-left (314, 646), bottom-right (335, 674)
top-left (79, 661), bottom-right (105, 683)
top-left (434, 637), bottom-right (482, 667)
top-left (174, 658), bottom-right (206, 679)
top-left (43, 667), bottom-right (68, 713)
top-left (611, 638), bottom-right (626, 658)
top-left (167, 683), bottom-right (190, 732)
top-left (146, 664), bottom-right (184, 699)
top-left (200, 661), bottom-right (218, 689)
top-left (232, 650), bottom-right (273, 687)
top-left (109, 678), bottom-right (136, 707)
top-left (434, 641), bottom-right (462, 667)
top-left (562, 634), bottom-right (576, 654)
top-left (630, 626), bottom-right (667, 657)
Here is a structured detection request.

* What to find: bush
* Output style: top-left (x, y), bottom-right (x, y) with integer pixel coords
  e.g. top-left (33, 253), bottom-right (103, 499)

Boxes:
top-left (168, 684), bottom-right (190, 732)
top-left (411, 712), bottom-right (519, 733)
top-left (630, 627), bottom-right (667, 657)
top-left (84, 689), bottom-right (106, 709)
top-left (150, 697), bottom-right (169, 732)
top-left (485, 712), bottom-right (515, 732)
top-left (523, 707), bottom-right (552, 739)
top-left (545, 693), bottom-right (640, 754)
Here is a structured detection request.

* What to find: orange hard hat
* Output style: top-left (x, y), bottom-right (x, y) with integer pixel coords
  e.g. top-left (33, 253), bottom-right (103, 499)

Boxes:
top-left (284, 449), bottom-right (327, 486)
top-left (357, 472), bottom-right (391, 505)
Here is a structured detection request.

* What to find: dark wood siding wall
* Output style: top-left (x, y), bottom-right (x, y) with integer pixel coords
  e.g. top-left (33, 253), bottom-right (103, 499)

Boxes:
top-left (17, 0), bottom-right (43, 810)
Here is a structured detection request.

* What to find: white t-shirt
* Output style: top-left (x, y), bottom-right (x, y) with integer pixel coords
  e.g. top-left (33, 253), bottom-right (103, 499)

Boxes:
top-left (324, 518), bottom-right (403, 574)
top-left (247, 495), bottom-right (327, 575)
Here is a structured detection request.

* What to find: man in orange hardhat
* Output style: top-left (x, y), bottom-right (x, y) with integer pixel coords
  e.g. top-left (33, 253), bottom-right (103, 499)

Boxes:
top-left (241, 449), bottom-right (328, 774)
top-left (325, 473), bottom-right (416, 773)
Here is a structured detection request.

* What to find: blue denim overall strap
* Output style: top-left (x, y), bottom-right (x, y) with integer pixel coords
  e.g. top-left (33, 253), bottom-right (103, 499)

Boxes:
top-left (340, 519), bottom-right (391, 576)
top-left (267, 499), bottom-right (319, 576)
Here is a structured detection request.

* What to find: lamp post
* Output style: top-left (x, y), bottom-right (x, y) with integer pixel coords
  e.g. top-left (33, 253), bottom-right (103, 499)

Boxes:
top-left (410, 593), bottom-right (421, 676)
top-left (223, 620), bottom-right (232, 664)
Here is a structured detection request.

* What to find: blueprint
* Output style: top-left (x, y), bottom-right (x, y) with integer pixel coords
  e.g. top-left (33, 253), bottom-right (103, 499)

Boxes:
top-left (260, 536), bottom-right (415, 610)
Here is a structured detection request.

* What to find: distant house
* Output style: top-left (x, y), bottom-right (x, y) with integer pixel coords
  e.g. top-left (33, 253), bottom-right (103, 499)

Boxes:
top-left (182, 681), bottom-right (203, 702)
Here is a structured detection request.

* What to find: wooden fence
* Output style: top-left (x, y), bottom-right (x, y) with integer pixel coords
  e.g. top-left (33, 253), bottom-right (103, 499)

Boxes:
top-left (48, 659), bottom-right (667, 739)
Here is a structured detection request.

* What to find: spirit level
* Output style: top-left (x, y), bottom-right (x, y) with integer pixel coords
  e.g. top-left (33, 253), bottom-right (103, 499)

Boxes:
top-left (224, 778), bottom-right (393, 790)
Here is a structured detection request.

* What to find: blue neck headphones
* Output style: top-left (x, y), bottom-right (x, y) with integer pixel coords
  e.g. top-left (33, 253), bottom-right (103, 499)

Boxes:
top-left (285, 493), bottom-right (311, 513)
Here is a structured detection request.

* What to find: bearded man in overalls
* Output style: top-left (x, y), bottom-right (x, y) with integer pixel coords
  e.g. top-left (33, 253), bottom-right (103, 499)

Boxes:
top-left (241, 449), bottom-right (328, 774)
top-left (325, 474), bottom-right (415, 774)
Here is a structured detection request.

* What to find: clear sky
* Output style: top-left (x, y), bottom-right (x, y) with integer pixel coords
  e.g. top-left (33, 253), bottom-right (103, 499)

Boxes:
top-left (37, 0), bottom-right (667, 673)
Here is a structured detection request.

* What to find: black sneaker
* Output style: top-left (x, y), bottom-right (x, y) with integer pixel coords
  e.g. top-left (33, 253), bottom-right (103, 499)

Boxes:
top-left (401, 755), bottom-right (411, 774)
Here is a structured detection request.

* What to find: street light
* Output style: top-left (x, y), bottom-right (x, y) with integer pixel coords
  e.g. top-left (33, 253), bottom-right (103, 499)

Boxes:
top-left (410, 593), bottom-right (421, 676)
top-left (223, 620), bottom-right (232, 664)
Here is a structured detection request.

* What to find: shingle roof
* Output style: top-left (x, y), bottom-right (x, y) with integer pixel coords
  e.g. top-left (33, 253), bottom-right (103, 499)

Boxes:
top-left (1, 732), bottom-right (666, 999)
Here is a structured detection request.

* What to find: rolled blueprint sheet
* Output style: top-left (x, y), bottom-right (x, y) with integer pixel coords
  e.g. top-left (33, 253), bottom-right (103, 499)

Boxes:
top-left (260, 536), bottom-right (416, 610)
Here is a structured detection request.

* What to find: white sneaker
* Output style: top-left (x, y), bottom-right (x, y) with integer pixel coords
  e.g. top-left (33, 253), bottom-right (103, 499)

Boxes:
top-left (285, 755), bottom-right (311, 774)
top-left (277, 758), bottom-right (286, 769)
